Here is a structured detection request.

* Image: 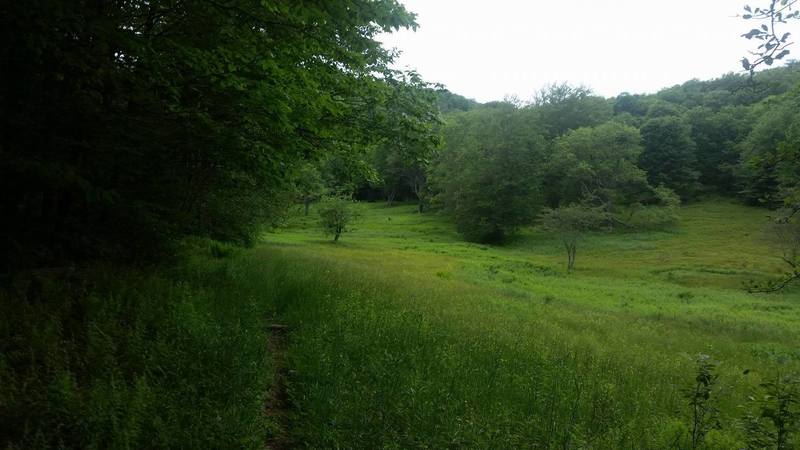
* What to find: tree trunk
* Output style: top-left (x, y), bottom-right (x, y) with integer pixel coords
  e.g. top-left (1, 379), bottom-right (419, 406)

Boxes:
top-left (569, 245), bottom-right (576, 272)
top-left (334, 225), bottom-right (342, 242)
top-left (387, 189), bottom-right (396, 207)
top-left (411, 174), bottom-right (425, 213)
top-left (565, 242), bottom-right (572, 272)
top-left (565, 242), bottom-right (576, 273)
top-left (304, 200), bottom-right (310, 216)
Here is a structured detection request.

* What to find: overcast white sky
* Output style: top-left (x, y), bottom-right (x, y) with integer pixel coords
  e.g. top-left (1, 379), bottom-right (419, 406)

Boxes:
top-left (378, 0), bottom-right (769, 102)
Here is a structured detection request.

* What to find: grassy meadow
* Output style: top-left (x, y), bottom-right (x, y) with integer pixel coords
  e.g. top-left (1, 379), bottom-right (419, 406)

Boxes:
top-left (7, 2), bottom-right (800, 448)
top-left (260, 198), bottom-right (799, 448)
top-left (3, 199), bottom-right (798, 449)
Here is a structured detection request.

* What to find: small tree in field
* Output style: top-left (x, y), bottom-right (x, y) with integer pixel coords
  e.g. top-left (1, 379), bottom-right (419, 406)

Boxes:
top-left (540, 203), bottom-right (608, 273)
top-left (318, 197), bottom-right (357, 242)
top-left (685, 354), bottom-right (721, 449)
top-left (749, 208), bottom-right (800, 292)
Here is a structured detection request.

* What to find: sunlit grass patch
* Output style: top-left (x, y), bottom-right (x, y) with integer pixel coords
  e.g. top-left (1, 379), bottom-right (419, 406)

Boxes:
top-left (261, 198), bottom-right (800, 447)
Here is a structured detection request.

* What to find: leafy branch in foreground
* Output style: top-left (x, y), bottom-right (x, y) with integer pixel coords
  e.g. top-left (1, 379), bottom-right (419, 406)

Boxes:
top-left (743, 372), bottom-right (800, 449)
top-left (741, 0), bottom-right (799, 74)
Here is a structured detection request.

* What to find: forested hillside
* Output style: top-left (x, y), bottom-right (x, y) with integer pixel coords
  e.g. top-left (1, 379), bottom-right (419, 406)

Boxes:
top-left (2, 0), bottom-right (800, 448)
top-left (374, 67), bottom-right (800, 234)
top-left (3, 0), bottom-right (799, 266)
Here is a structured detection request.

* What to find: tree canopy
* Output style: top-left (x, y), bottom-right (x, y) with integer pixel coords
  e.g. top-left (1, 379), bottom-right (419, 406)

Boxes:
top-left (432, 105), bottom-right (546, 243)
top-left (545, 122), bottom-right (649, 208)
top-left (0, 0), bottom-right (438, 269)
top-left (639, 116), bottom-right (701, 199)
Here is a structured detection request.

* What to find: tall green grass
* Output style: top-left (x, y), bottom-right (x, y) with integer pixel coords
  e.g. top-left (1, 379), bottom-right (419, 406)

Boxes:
top-left (3, 200), bottom-right (798, 448)
top-left (254, 248), bottom-right (740, 448)
top-left (263, 199), bottom-right (799, 448)
top-left (0, 241), bottom-right (278, 449)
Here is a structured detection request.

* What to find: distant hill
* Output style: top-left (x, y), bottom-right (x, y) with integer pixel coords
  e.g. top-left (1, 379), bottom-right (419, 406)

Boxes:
top-left (434, 89), bottom-right (481, 113)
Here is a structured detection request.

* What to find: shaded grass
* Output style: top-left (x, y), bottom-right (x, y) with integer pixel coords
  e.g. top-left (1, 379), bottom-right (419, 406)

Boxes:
top-left (0, 241), bottom-right (280, 449)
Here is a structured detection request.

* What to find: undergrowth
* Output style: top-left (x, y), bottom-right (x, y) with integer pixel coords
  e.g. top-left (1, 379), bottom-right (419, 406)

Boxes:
top-left (0, 240), bottom-right (275, 449)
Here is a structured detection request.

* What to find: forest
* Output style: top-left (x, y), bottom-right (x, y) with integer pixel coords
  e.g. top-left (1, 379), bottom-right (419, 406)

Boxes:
top-left (1, 0), bottom-right (800, 449)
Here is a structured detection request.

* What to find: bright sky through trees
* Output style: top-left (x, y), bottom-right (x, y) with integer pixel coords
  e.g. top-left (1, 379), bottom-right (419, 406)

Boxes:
top-left (379, 0), bottom-right (775, 102)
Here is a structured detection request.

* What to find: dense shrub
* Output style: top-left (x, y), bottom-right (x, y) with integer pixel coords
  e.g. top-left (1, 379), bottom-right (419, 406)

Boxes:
top-left (318, 197), bottom-right (359, 242)
top-left (432, 105), bottom-right (547, 243)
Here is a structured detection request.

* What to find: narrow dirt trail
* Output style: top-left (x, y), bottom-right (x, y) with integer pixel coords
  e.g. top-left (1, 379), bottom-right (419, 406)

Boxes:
top-left (265, 323), bottom-right (291, 450)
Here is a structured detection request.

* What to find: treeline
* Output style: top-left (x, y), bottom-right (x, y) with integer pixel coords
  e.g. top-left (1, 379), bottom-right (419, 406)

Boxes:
top-left (3, 0), bottom-right (799, 266)
top-left (344, 64), bottom-right (800, 243)
top-left (0, 0), bottom-right (439, 271)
